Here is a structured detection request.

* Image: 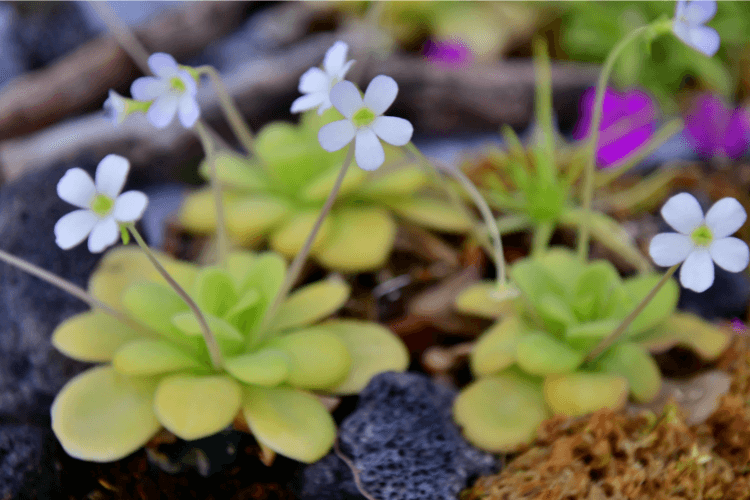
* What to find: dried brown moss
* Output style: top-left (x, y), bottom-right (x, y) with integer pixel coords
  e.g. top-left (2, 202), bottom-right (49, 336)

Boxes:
top-left (465, 338), bottom-right (750, 500)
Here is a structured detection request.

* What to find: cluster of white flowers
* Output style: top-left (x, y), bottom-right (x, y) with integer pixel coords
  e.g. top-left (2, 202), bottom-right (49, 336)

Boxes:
top-left (105, 53), bottom-right (200, 129)
top-left (291, 41), bottom-right (413, 171)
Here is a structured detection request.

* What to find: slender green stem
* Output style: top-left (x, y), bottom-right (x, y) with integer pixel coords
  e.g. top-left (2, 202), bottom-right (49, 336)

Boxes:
top-left (577, 25), bottom-right (650, 262)
top-left (531, 221), bottom-right (555, 257)
top-left (586, 263), bottom-right (678, 362)
top-left (533, 37), bottom-right (557, 186)
top-left (0, 248), bottom-right (147, 334)
top-left (444, 162), bottom-right (509, 286)
top-left (196, 65), bottom-right (255, 154)
top-left (194, 120), bottom-right (228, 266)
top-left (127, 224), bottom-right (223, 371)
top-left (261, 145), bottom-right (355, 334)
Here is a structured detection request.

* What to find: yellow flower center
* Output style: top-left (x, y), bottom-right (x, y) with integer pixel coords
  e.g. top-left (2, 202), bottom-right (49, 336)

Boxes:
top-left (352, 107), bottom-right (376, 128)
top-left (91, 194), bottom-right (114, 217)
top-left (170, 76), bottom-right (186, 93)
top-left (691, 225), bottom-right (713, 246)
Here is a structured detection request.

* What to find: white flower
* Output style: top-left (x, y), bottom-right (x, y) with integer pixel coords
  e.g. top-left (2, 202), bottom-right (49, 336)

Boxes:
top-left (291, 41), bottom-right (355, 115)
top-left (103, 90), bottom-right (128, 125)
top-left (318, 76), bottom-right (413, 171)
top-left (673, 0), bottom-right (720, 57)
top-left (55, 155), bottom-right (148, 253)
top-left (130, 53), bottom-right (200, 129)
top-left (649, 193), bottom-right (749, 293)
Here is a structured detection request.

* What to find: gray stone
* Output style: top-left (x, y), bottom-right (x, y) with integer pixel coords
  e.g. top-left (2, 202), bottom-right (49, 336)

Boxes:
top-left (300, 372), bottom-right (498, 500)
top-left (0, 162), bottom-right (102, 423)
top-left (0, 424), bottom-right (44, 500)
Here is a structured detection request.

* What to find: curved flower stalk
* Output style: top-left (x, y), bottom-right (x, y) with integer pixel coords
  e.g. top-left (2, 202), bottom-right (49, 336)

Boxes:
top-left (318, 76), bottom-right (414, 171)
top-left (130, 53), bottom-right (200, 129)
top-left (452, 247), bottom-right (730, 452)
top-left (672, 0), bottom-right (720, 57)
top-left (649, 193), bottom-right (749, 293)
top-left (55, 155), bottom-right (148, 253)
top-left (291, 41), bottom-right (355, 115)
top-left (179, 110), bottom-right (471, 272)
top-left (51, 247), bottom-right (409, 463)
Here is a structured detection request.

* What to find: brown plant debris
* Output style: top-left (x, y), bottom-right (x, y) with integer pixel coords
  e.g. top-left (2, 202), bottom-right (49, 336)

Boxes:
top-left (465, 338), bottom-right (750, 500)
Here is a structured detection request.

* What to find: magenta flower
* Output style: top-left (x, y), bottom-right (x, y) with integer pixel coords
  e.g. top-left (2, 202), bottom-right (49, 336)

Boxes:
top-left (684, 93), bottom-right (750, 160)
top-left (573, 87), bottom-right (658, 168)
top-left (423, 38), bottom-right (473, 69)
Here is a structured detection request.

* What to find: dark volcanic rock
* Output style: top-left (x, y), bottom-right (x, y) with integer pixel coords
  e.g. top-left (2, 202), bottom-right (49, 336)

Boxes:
top-left (0, 425), bottom-right (44, 500)
top-left (0, 162), bottom-right (103, 424)
top-left (300, 372), bottom-right (498, 500)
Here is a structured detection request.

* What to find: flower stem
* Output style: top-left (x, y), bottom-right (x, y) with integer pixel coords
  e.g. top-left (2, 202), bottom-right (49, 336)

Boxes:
top-left (126, 224), bottom-right (224, 371)
top-left (585, 263), bottom-right (678, 362)
top-left (194, 120), bottom-right (229, 267)
top-left (0, 248), bottom-right (146, 334)
top-left (261, 144), bottom-right (355, 333)
top-left (577, 24), bottom-right (650, 263)
top-left (196, 65), bottom-right (255, 155)
top-left (405, 142), bottom-right (509, 288)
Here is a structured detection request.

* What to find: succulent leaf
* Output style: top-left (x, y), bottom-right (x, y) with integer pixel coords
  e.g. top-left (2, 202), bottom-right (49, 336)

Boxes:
top-left (225, 195), bottom-right (291, 245)
top-left (270, 278), bottom-right (350, 332)
top-left (51, 366), bottom-right (161, 462)
top-left (241, 385), bottom-right (336, 464)
top-left (154, 374), bottom-right (242, 441)
top-left (113, 339), bottom-right (208, 376)
top-left (635, 311), bottom-right (731, 360)
top-left (596, 343), bottom-right (661, 402)
top-left (224, 349), bottom-right (291, 386)
top-left (515, 332), bottom-right (585, 375)
top-left (622, 273), bottom-right (679, 336)
top-left (270, 209), bottom-right (333, 257)
top-left (197, 151), bottom-right (268, 190)
top-left (455, 281), bottom-right (517, 319)
top-left (386, 197), bottom-right (472, 233)
top-left (543, 372), bottom-right (629, 417)
top-left (470, 317), bottom-right (527, 377)
top-left (52, 311), bottom-right (142, 363)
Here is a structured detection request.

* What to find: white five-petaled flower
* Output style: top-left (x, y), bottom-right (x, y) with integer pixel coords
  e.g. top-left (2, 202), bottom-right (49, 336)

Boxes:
top-left (649, 193), bottom-right (749, 293)
top-left (673, 0), bottom-right (720, 57)
top-left (318, 75), bottom-right (413, 171)
top-left (55, 155), bottom-right (148, 253)
top-left (291, 41), bottom-right (355, 115)
top-left (130, 53), bottom-right (200, 129)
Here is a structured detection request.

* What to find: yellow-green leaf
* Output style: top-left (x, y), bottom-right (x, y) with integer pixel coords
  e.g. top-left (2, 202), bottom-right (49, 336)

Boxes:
top-left (270, 209), bottom-right (333, 258)
top-left (543, 372), bottom-right (628, 417)
top-left (455, 281), bottom-right (517, 319)
top-left (301, 164), bottom-right (367, 202)
top-left (198, 151), bottom-right (268, 190)
top-left (267, 328), bottom-right (351, 390)
top-left (241, 385), bottom-right (336, 463)
top-left (597, 343), bottom-right (661, 403)
top-left (470, 317), bottom-right (527, 377)
top-left (51, 366), bottom-right (161, 462)
top-left (178, 189), bottom-right (238, 235)
top-left (357, 167), bottom-right (428, 198)
top-left (224, 349), bottom-right (291, 386)
top-left (314, 206), bottom-right (397, 272)
top-left (113, 339), bottom-right (207, 376)
top-left (52, 311), bottom-right (142, 363)
top-left (453, 370), bottom-right (549, 452)
top-left (225, 195), bottom-right (291, 245)
top-left (387, 197), bottom-right (472, 233)
top-left (516, 332), bottom-right (585, 375)
top-left (154, 374), bottom-right (242, 441)
top-left (269, 278), bottom-right (350, 332)
top-left (321, 320), bottom-right (409, 394)
top-left (636, 311), bottom-right (731, 360)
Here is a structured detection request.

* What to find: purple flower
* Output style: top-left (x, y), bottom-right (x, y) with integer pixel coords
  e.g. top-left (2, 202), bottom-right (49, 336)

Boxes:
top-left (573, 87), bottom-right (658, 168)
top-left (684, 93), bottom-right (750, 160)
top-left (423, 38), bottom-right (473, 69)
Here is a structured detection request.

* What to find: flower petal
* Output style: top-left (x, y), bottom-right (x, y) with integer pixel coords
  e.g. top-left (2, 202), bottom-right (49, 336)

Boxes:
top-left (705, 197), bottom-right (747, 238)
top-left (672, 21), bottom-right (692, 49)
top-left (683, 0), bottom-right (717, 25)
top-left (114, 191), bottom-right (148, 223)
top-left (147, 95), bottom-right (179, 129)
top-left (291, 92), bottom-right (326, 114)
top-left (329, 81), bottom-right (363, 119)
top-left (130, 76), bottom-right (167, 101)
top-left (680, 249), bottom-right (714, 293)
top-left (355, 128), bottom-right (385, 171)
top-left (57, 168), bottom-right (96, 208)
top-left (324, 41), bottom-right (349, 76)
top-left (55, 210), bottom-right (97, 250)
top-left (95, 154), bottom-right (130, 198)
top-left (687, 25), bottom-right (721, 57)
top-left (177, 96), bottom-right (200, 128)
top-left (318, 120), bottom-right (356, 152)
top-left (371, 116), bottom-right (413, 146)
top-left (709, 237), bottom-right (750, 273)
top-left (660, 192), bottom-right (704, 234)
top-left (364, 75), bottom-right (398, 115)
top-left (88, 217), bottom-right (120, 253)
top-left (649, 232), bottom-right (694, 266)
top-left (674, 0), bottom-right (687, 20)
top-left (104, 90), bottom-right (126, 125)
top-left (148, 53), bottom-right (178, 78)
top-left (298, 67), bottom-right (328, 94)
top-left (338, 59), bottom-right (355, 81)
